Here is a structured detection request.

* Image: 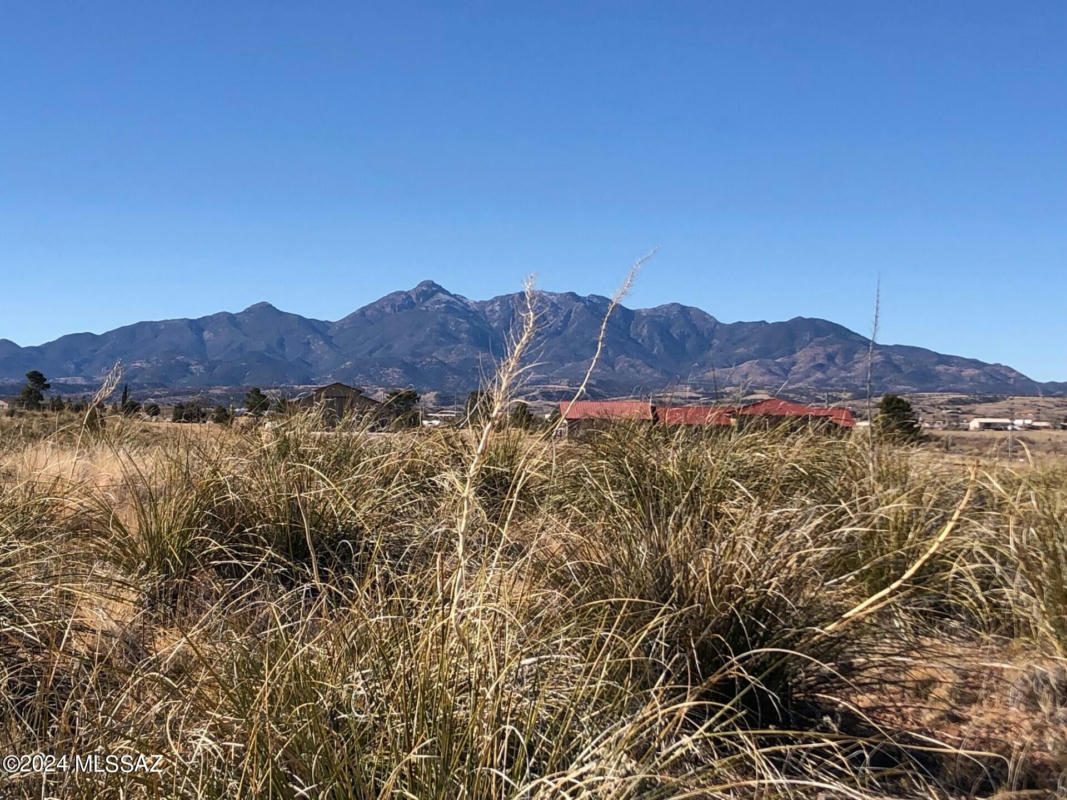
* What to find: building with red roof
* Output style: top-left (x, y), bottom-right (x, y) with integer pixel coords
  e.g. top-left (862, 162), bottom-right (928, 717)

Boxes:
top-left (737, 398), bottom-right (855, 428)
top-left (559, 400), bottom-right (654, 421)
top-left (657, 405), bottom-right (734, 427)
top-left (557, 396), bottom-right (854, 436)
top-left (559, 400), bottom-right (654, 436)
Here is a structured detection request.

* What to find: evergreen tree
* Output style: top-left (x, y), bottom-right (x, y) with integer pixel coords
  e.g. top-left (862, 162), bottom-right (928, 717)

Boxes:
top-left (245, 387), bottom-right (270, 417)
top-left (18, 370), bottom-right (50, 410)
top-left (509, 401), bottom-right (534, 430)
top-left (48, 395), bottom-right (65, 412)
top-left (145, 403), bottom-right (160, 419)
top-left (386, 389), bottom-right (420, 427)
top-left (211, 405), bottom-right (232, 425)
top-left (172, 403), bottom-right (203, 423)
top-left (119, 384), bottom-right (141, 416)
top-left (876, 394), bottom-right (921, 442)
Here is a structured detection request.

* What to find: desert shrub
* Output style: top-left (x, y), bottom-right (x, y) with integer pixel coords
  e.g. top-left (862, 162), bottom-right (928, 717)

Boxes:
top-left (969, 464), bottom-right (1067, 650)
top-left (545, 427), bottom-right (861, 729)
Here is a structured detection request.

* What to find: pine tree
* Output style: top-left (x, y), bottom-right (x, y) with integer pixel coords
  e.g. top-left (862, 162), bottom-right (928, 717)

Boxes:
top-left (18, 371), bottom-right (50, 410)
top-left (172, 403), bottom-right (203, 423)
top-left (386, 389), bottom-right (420, 427)
top-left (876, 394), bottom-right (921, 442)
top-left (245, 387), bottom-right (270, 417)
top-left (509, 401), bottom-right (534, 430)
top-left (119, 384), bottom-right (141, 416)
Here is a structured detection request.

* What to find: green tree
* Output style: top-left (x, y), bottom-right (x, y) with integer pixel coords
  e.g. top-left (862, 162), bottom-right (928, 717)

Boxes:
top-left (877, 394), bottom-right (921, 442)
top-left (245, 387), bottom-right (270, 417)
top-left (172, 403), bottom-right (204, 423)
top-left (119, 384), bottom-right (141, 416)
top-left (145, 403), bottom-right (160, 419)
top-left (211, 405), bottom-right (232, 425)
top-left (386, 389), bottom-right (420, 428)
top-left (509, 401), bottom-right (534, 430)
top-left (48, 395), bottom-right (65, 412)
top-left (18, 370), bottom-right (50, 410)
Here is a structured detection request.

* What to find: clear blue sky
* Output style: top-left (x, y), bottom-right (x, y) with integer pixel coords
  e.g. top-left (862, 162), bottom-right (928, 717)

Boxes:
top-left (1, 2), bottom-right (1064, 380)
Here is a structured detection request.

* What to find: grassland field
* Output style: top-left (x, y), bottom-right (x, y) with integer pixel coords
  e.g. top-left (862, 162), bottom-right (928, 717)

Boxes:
top-left (1, 410), bottom-right (1066, 799)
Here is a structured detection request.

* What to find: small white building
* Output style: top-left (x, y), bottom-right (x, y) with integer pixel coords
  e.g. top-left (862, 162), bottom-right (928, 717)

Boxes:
top-left (968, 418), bottom-right (1012, 431)
top-left (422, 409), bottom-right (461, 427)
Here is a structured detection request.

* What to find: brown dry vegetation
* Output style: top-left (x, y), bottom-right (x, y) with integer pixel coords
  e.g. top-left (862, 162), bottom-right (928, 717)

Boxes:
top-left (926, 429), bottom-right (1067, 461)
top-left (1, 410), bottom-right (1066, 799)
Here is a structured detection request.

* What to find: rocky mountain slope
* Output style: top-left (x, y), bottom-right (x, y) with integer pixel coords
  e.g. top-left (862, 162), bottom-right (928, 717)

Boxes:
top-left (1, 281), bottom-right (1061, 396)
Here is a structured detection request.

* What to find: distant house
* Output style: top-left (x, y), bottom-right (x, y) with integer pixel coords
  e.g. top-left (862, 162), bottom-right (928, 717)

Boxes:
top-left (422, 409), bottom-right (461, 427)
top-left (968, 418), bottom-right (1012, 431)
top-left (735, 398), bottom-right (856, 429)
top-left (291, 383), bottom-right (392, 428)
top-left (657, 405), bottom-right (735, 427)
top-left (558, 396), bottom-right (854, 437)
top-left (559, 400), bottom-right (654, 437)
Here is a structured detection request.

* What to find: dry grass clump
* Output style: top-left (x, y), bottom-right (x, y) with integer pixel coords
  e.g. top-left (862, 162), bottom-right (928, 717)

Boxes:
top-left (1, 406), bottom-right (1066, 798)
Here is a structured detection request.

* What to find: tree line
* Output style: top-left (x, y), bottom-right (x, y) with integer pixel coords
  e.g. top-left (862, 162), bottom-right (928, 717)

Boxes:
top-left (7, 369), bottom-right (951, 438)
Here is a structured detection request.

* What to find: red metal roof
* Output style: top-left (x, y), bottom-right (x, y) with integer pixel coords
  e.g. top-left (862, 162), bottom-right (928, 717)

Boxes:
top-left (658, 405), bottom-right (734, 426)
top-left (559, 397), bottom-right (854, 428)
top-left (738, 398), bottom-right (813, 416)
top-left (825, 407), bottom-right (856, 428)
top-left (738, 398), bottom-right (855, 428)
top-left (560, 400), bottom-right (654, 421)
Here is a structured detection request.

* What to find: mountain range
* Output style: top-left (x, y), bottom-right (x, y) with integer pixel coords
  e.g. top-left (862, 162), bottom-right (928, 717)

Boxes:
top-left (1, 281), bottom-right (1062, 397)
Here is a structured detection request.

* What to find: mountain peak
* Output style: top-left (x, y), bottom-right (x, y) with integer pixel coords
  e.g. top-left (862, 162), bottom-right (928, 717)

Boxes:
top-left (241, 301), bottom-right (279, 314)
top-left (413, 279), bottom-right (447, 292)
top-left (409, 280), bottom-right (452, 302)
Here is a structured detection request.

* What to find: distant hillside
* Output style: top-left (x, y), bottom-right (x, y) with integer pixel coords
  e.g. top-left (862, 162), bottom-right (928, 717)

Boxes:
top-left (0, 281), bottom-right (1061, 397)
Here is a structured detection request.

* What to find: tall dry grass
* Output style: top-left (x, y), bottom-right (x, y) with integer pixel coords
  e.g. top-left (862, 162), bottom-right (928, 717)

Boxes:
top-left (1, 404), bottom-right (1066, 797)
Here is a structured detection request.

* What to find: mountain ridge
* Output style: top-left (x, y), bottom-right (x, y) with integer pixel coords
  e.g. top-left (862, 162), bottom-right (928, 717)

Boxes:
top-left (1, 281), bottom-right (1063, 397)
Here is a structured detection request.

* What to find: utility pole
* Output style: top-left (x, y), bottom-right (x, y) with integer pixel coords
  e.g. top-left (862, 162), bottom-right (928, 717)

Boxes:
top-left (1007, 404), bottom-right (1014, 461)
